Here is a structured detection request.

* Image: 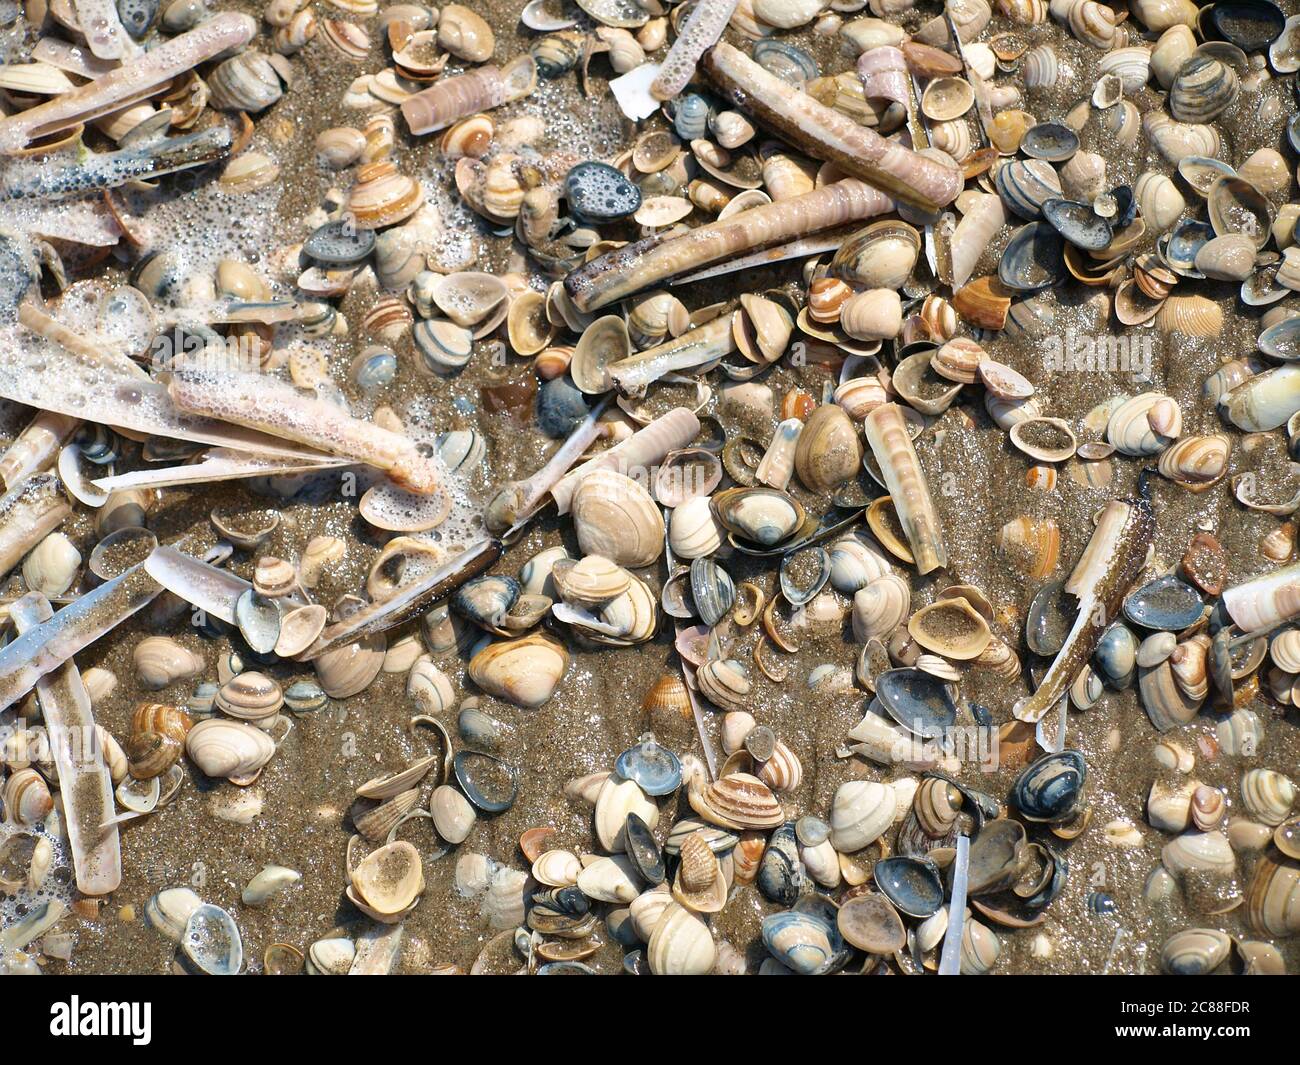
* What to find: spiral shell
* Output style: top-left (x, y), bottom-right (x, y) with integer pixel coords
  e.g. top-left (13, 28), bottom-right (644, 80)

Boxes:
top-left (3, 768), bottom-right (53, 825)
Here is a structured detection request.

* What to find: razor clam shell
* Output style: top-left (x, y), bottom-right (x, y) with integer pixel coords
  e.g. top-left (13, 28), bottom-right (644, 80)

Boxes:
top-left (862, 403), bottom-right (948, 575)
top-left (91, 449), bottom-right (353, 494)
top-left (9, 594), bottom-right (120, 895)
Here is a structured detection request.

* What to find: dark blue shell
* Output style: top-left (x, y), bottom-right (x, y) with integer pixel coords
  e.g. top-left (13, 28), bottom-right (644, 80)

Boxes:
top-left (1123, 574), bottom-right (1205, 631)
top-left (1011, 749), bottom-right (1087, 823)
top-left (614, 738), bottom-right (681, 796)
top-left (564, 162), bottom-right (641, 223)
top-left (872, 855), bottom-right (944, 918)
top-left (873, 668), bottom-right (957, 740)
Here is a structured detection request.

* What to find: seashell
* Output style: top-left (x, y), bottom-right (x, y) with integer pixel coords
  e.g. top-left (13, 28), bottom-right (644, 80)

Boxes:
top-left (467, 632), bottom-right (569, 708)
top-left (995, 158), bottom-right (1062, 220)
top-left (3, 768), bottom-right (52, 825)
top-left (185, 718), bottom-right (276, 783)
top-left (1208, 176), bottom-right (1273, 249)
top-left (712, 486), bottom-right (805, 549)
top-left (1106, 392), bottom-right (1182, 456)
top-left (438, 3), bottom-right (494, 61)
top-left (921, 76), bottom-right (975, 122)
top-left (1156, 434), bottom-right (1230, 490)
top-left (349, 841), bottom-right (424, 920)
top-left (647, 902), bottom-right (715, 975)
top-left (1143, 110), bottom-right (1221, 165)
top-left (1151, 23), bottom-right (1197, 86)
top-left (830, 779), bottom-right (898, 853)
top-left (1161, 928), bottom-right (1231, 975)
top-left (183, 904), bottom-right (243, 976)
top-left (762, 909), bottom-right (844, 975)
top-left (1170, 54), bottom-right (1239, 123)
top-left (430, 785), bottom-right (477, 844)
top-left (757, 741), bottom-right (803, 793)
top-left (793, 404), bottom-right (862, 492)
top-left (996, 515), bottom-right (1060, 577)
top-left (839, 289), bottom-right (901, 342)
top-left (570, 469), bottom-right (663, 568)
top-left (1241, 768), bottom-right (1295, 826)
top-left (1067, 0), bottom-right (1118, 48)
top-left (1099, 45), bottom-right (1152, 93)
top-left (852, 573), bottom-right (910, 642)
top-left (146, 887), bottom-right (202, 942)
top-left (349, 161), bottom-right (424, 230)
top-left (829, 220), bottom-right (920, 289)
top-left (577, 854), bottom-right (642, 904)
top-left (688, 770), bottom-right (784, 831)
top-left (1010, 417), bottom-right (1077, 463)
top-left (207, 51), bottom-right (286, 112)
top-left (242, 865), bottom-right (301, 908)
top-left (907, 598), bottom-right (992, 660)
top-left (215, 671), bottom-right (283, 723)
top-left (829, 534), bottom-right (892, 595)
top-left (22, 532), bottom-right (80, 596)
top-left (134, 636), bottom-right (204, 691)
top-left (1134, 171), bottom-right (1186, 236)
top-left (1023, 44), bottom-right (1058, 88)
top-left (1155, 294), bottom-right (1223, 338)
top-left (1246, 849), bottom-right (1300, 936)
top-left (1012, 749), bottom-right (1086, 823)
top-left (695, 657), bottom-right (752, 712)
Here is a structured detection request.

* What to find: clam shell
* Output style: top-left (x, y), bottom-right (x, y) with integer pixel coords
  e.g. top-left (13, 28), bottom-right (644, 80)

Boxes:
top-left (647, 902), bottom-right (715, 975)
top-left (571, 469), bottom-right (664, 568)
top-left (829, 779), bottom-right (897, 851)
top-left (467, 632), bottom-right (569, 708)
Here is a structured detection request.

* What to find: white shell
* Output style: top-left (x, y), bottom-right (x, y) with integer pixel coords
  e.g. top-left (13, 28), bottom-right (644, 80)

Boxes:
top-left (829, 779), bottom-right (897, 852)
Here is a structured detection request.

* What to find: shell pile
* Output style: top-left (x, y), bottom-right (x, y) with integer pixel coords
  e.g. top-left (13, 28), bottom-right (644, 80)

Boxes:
top-left (2, 0), bottom-right (1300, 979)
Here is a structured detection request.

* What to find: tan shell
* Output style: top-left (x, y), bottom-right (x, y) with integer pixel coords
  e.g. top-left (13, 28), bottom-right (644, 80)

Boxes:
top-left (688, 772), bottom-right (784, 831)
top-left (215, 671), bottom-right (284, 723)
top-left (996, 515), bottom-right (1060, 577)
top-left (133, 636), bottom-right (204, 691)
top-left (438, 3), bottom-right (495, 61)
top-left (794, 404), bottom-right (863, 492)
top-left (467, 631), bottom-right (569, 708)
top-left (4, 768), bottom-right (53, 825)
top-left (852, 574), bottom-right (911, 643)
top-left (349, 840), bottom-right (425, 918)
top-left (672, 831), bottom-right (728, 913)
top-left (907, 598), bottom-right (992, 660)
top-left (647, 902), bottom-right (716, 974)
top-left (571, 469), bottom-right (664, 568)
top-left (430, 785), bottom-right (477, 843)
top-left (594, 774), bottom-right (659, 852)
top-left (185, 718), bottom-right (277, 783)
top-left (353, 787), bottom-right (420, 842)
top-left (830, 779), bottom-right (897, 851)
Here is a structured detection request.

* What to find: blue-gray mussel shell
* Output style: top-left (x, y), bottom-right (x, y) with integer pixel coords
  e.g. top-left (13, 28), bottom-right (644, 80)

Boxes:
top-left (564, 161), bottom-right (641, 224)
top-left (998, 222), bottom-right (1066, 293)
top-left (1041, 198), bottom-right (1113, 251)
top-left (1093, 621), bottom-right (1138, 688)
top-left (757, 821), bottom-right (804, 905)
top-left (872, 855), bottom-right (945, 917)
top-left (623, 811), bottom-right (665, 883)
top-left (303, 218), bottom-right (377, 266)
top-left (873, 668), bottom-right (957, 740)
top-left (1011, 749), bottom-right (1087, 823)
top-left (453, 751), bottom-right (518, 813)
top-left (1123, 574), bottom-right (1205, 631)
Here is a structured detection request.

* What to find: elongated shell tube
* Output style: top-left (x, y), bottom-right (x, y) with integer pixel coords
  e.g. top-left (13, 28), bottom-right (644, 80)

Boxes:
top-left (0, 411), bottom-right (79, 491)
top-left (609, 316), bottom-right (736, 396)
top-left (650, 0), bottom-right (739, 101)
top-left (9, 594), bottom-right (120, 895)
top-left (1014, 497), bottom-right (1155, 723)
top-left (1222, 562), bottom-right (1300, 632)
top-left (0, 13), bottom-right (257, 152)
top-left (862, 403), bottom-right (948, 574)
top-left (701, 42), bottom-right (964, 212)
top-left (551, 408), bottom-right (700, 514)
top-left (168, 369), bottom-right (444, 498)
top-left (565, 179), bottom-right (893, 312)
top-left (401, 56), bottom-right (537, 136)
top-left (0, 473), bottom-right (71, 579)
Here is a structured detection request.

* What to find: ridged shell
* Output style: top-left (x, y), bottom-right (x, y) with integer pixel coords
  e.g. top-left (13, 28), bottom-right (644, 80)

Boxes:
top-left (852, 574), bottom-right (911, 643)
top-left (185, 718), bottom-right (276, 782)
top-left (1156, 433), bottom-right (1230, 489)
top-left (1106, 392), bottom-right (1182, 456)
top-left (571, 470), bottom-right (664, 568)
top-left (830, 780), bottom-right (897, 852)
top-left (689, 772), bottom-right (784, 830)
